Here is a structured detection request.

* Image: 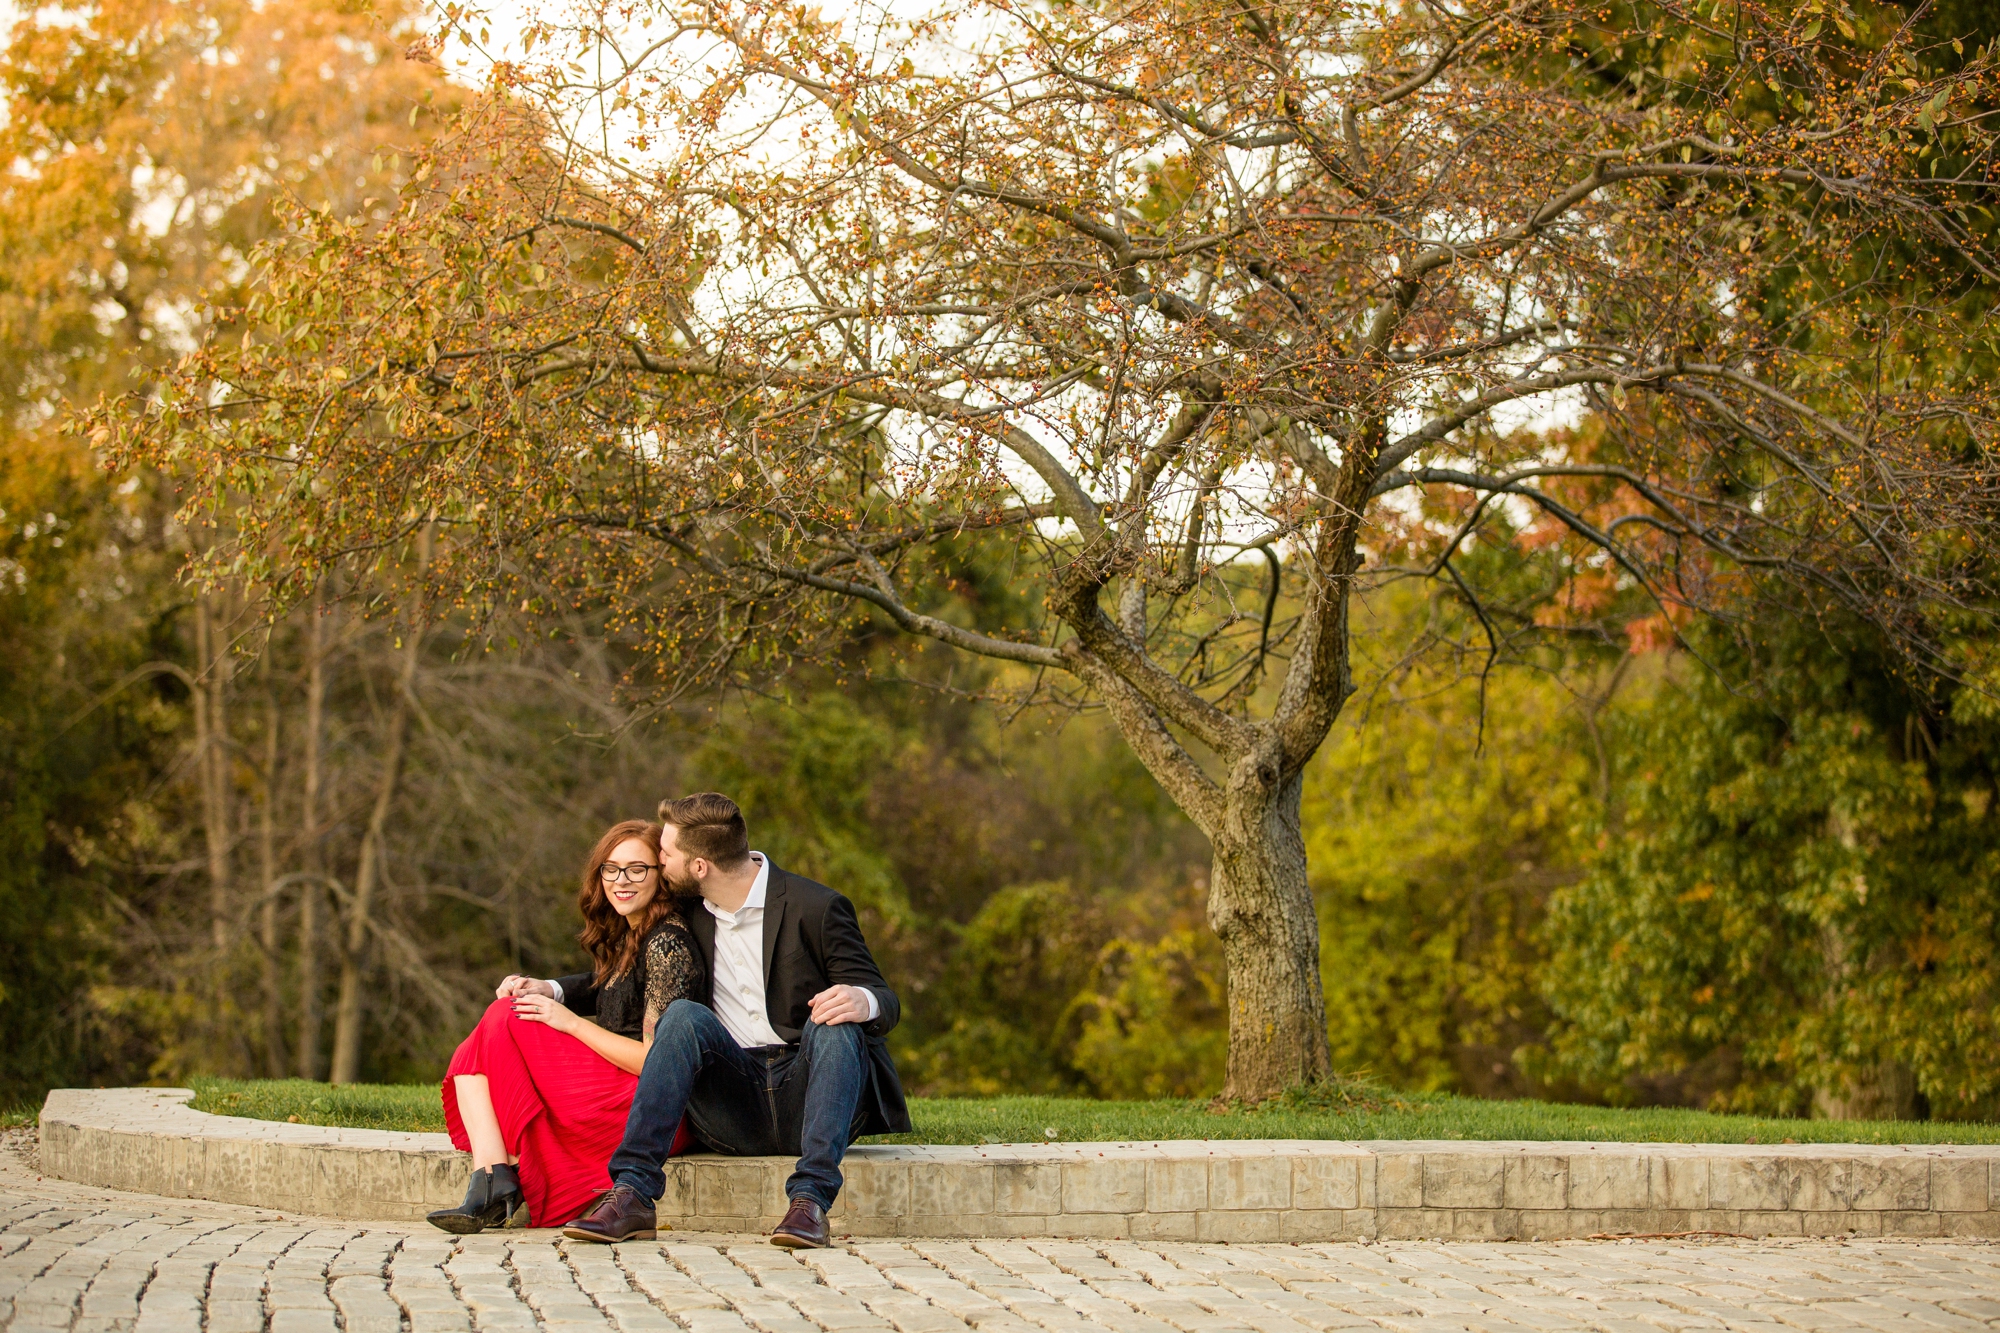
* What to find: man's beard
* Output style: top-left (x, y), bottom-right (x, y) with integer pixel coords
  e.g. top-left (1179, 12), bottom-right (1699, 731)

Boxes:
top-left (663, 867), bottom-right (703, 900)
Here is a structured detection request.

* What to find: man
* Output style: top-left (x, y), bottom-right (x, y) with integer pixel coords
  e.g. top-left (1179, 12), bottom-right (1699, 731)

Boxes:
top-left (563, 792), bottom-right (910, 1248)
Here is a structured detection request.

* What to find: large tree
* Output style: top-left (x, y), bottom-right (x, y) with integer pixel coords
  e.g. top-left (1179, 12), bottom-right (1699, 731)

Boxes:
top-left (120, 0), bottom-right (2000, 1097)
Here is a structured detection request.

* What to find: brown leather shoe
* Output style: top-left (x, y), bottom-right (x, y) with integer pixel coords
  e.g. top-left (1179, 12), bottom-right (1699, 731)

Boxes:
top-left (563, 1185), bottom-right (658, 1243)
top-left (770, 1196), bottom-right (830, 1249)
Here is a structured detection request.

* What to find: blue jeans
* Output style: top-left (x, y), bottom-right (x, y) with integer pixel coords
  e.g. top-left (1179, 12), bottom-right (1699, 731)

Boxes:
top-left (607, 999), bottom-right (870, 1212)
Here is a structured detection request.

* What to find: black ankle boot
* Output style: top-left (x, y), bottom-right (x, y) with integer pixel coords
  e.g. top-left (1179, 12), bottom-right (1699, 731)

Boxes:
top-left (427, 1163), bottom-right (528, 1234)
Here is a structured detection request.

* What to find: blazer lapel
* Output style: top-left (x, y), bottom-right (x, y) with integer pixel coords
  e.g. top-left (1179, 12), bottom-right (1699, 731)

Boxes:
top-left (687, 905), bottom-right (717, 1001)
top-left (760, 863), bottom-right (789, 988)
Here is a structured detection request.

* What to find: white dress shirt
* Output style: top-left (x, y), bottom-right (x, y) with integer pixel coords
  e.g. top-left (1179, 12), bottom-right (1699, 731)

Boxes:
top-left (548, 851), bottom-right (877, 1044)
top-left (705, 852), bottom-right (786, 1048)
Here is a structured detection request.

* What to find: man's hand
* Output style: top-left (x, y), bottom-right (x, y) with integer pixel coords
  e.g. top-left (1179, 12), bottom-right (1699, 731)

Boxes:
top-left (510, 992), bottom-right (581, 1035)
top-left (808, 984), bottom-right (871, 1027)
top-left (496, 975), bottom-right (555, 1001)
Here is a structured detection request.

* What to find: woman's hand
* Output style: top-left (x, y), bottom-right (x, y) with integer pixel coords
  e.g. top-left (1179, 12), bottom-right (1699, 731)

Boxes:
top-left (496, 975), bottom-right (555, 1001)
top-left (510, 993), bottom-right (581, 1035)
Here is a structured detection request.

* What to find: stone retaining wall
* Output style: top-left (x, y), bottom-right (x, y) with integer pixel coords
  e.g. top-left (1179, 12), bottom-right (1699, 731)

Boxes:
top-left (38, 1088), bottom-right (2000, 1239)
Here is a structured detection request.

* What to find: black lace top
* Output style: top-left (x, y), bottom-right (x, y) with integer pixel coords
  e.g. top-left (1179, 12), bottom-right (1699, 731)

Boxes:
top-left (587, 918), bottom-right (703, 1041)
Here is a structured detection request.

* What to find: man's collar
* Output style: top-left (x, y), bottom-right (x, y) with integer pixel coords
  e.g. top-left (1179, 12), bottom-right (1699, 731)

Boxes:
top-left (704, 851), bottom-right (769, 920)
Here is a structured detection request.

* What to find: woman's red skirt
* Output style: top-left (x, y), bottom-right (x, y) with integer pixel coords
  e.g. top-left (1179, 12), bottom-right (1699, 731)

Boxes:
top-left (442, 999), bottom-right (693, 1227)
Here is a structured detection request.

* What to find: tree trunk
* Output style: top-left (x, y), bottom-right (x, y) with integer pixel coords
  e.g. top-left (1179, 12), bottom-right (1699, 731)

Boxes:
top-left (296, 593), bottom-right (328, 1079)
top-left (193, 594), bottom-right (234, 955)
top-left (1067, 559), bottom-right (1344, 1106)
top-left (327, 661), bottom-right (415, 1084)
top-left (1814, 1063), bottom-right (1921, 1121)
top-left (1207, 769), bottom-right (1331, 1101)
top-left (258, 681), bottom-right (286, 1077)
top-left (329, 546), bottom-right (427, 1085)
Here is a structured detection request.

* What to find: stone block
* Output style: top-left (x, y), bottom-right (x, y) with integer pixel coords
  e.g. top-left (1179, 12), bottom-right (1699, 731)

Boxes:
top-left (1592, 1208), bottom-right (1686, 1235)
top-left (411, 1152), bottom-right (467, 1209)
top-left (836, 1161), bottom-right (908, 1220)
top-left (1877, 1209), bottom-right (1945, 1237)
top-left (1656, 1155), bottom-right (1709, 1210)
top-left (309, 1146), bottom-right (361, 1216)
top-left (158, 1130), bottom-right (199, 1198)
top-left (253, 1142), bottom-right (307, 1209)
top-left (1293, 1157), bottom-right (1361, 1211)
top-left (1278, 1210), bottom-right (1346, 1242)
top-left (152, 1128), bottom-right (184, 1176)
top-left (1820, 1156), bottom-right (1928, 1211)
top-left (1339, 1209), bottom-right (1380, 1238)
top-left (1146, 1160), bottom-right (1207, 1213)
top-left (1710, 1157), bottom-right (1811, 1211)
top-left (394, 1149), bottom-right (432, 1206)
top-left (911, 1164), bottom-right (996, 1219)
top-left (1687, 1207), bottom-right (1746, 1233)
top-left (68, 1127), bottom-right (107, 1188)
top-left (991, 1164), bottom-right (1059, 1216)
top-left (1735, 1209), bottom-right (1807, 1236)
top-left (1933, 1157), bottom-right (1989, 1213)
top-left (1126, 1212), bottom-right (1199, 1242)
top-left (39, 1120), bottom-right (73, 1176)
top-left (141, 1133), bottom-right (176, 1194)
top-left (203, 1138), bottom-right (256, 1205)
top-left (1210, 1156), bottom-right (1291, 1211)
top-left (1803, 1211), bottom-right (1880, 1236)
top-left (1021, 1212), bottom-right (1128, 1238)
top-left (1503, 1155), bottom-right (1566, 1210)
top-left (656, 1160), bottom-right (697, 1219)
top-left (111, 1129), bottom-right (144, 1188)
top-left (97, 1131), bottom-right (135, 1192)
top-left (1449, 1209), bottom-right (1522, 1240)
top-left (351, 1144), bottom-right (409, 1210)
top-left (1196, 1209), bottom-right (1286, 1243)
top-left (105, 1130), bottom-right (141, 1189)
top-left (1376, 1154), bottom-right (1422, 1209)
top-left (1513, 1208), bottom-right (1588, 1238)
top-left (1421, 1153), bottom-right (1503, 1208)
top-left (1374, 1208), bottom-right (1453, 1240)
top-left (1060, 1159), bottom-right (1146, 1214)
top-left (119, 1120), bottom-right (154, 1184)
top-left (696, 1160), bottom-right (781, 1220)
top-left (381, 1146), bottom-right (420, 1207)
top-left (1567, 1152), bottom-right (1650, 1210)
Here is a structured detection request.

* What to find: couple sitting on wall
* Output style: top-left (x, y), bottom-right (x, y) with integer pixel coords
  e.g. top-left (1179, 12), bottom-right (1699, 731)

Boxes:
top-left (428, 792), bottom-right (908, 1249)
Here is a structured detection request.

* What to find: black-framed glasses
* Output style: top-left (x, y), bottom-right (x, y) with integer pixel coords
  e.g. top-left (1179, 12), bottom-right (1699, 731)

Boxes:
top-left (600, 862), bottom-right (660, 884)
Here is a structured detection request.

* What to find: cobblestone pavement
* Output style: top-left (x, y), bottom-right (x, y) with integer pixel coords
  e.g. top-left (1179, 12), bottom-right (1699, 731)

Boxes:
top-left (5, 1128), bottom-right (1999, 1333)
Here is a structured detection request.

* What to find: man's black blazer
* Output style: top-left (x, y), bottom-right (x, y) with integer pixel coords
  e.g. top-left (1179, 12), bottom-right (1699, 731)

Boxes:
top-left (684, 862), bottom-right (912, 1137)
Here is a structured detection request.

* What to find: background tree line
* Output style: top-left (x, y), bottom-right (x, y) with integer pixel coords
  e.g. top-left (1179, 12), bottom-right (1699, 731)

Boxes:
top-left (5, 0), bottom-right (1999, 1120)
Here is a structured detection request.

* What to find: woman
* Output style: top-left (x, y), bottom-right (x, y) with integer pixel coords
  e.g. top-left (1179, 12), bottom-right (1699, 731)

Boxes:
top-left (429, 819), bottom-right (702, 1233)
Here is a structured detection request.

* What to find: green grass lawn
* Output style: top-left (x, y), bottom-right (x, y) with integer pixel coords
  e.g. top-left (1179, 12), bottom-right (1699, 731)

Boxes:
top-left (183, 1076), bottom-right (2000, 1145)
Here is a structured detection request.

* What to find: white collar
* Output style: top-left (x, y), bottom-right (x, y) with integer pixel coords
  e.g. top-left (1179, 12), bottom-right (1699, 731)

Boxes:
top-left (705, 851), bottom-right (769, 922)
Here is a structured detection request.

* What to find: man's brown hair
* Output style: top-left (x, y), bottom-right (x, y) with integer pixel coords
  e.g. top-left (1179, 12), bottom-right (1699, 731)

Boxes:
top-left (658, 792), bottom-right (751, 868)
